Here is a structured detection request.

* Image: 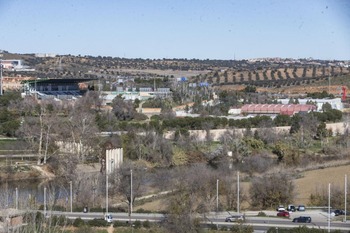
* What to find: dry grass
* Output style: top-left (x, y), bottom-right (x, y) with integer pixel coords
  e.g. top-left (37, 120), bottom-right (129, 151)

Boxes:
top-left (293, 164), bottom-right (350, 205)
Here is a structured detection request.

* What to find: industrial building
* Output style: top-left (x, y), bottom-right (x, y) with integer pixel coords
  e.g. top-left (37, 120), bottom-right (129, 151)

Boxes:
top-left (240, 104), bottom-right (316, 116)
top-left (277, 98), bottom-right (343, 111)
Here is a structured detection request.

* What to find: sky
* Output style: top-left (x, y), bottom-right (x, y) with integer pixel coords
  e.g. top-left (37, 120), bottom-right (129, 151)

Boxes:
top-left (0, 0), bottom-right (349, 60)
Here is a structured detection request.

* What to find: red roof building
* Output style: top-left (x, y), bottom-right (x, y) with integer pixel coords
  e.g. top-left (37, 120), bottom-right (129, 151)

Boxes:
top-left (241, 104), bottom-right (316, 116)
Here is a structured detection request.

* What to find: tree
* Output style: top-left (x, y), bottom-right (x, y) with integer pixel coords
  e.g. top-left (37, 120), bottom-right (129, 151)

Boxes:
top-left (112, 95), bottom-right (137, 120)
top-left (165, 164), bottom-right (219, 233)
top-left (250, 173), bottom-right (294, 209)
top-left (65, 95), bottom-right (101, 162)
top-left (113, 161), bottom-right (149, 216)
top-left (17, 97), bottom-right (63, 164)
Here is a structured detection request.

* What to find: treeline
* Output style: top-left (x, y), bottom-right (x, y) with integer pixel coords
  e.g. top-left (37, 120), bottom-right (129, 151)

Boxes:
top-left (145, 110), bottom-right (342, 132)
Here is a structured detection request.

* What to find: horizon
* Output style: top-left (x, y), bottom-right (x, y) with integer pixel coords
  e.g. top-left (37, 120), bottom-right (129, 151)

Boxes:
top-left (2, 50), bottom-right (349, 62)
top-left (1, 0), bottom-right (349, 61)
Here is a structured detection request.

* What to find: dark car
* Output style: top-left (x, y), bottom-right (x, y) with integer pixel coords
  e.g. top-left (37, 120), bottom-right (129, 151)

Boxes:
top-left (332, 209), bottom-right (345, 216)
top-left (287, 205), bottom-right (296, 212)
top-left (292, 216), bottom-right (311, 223)
top-left (277, 210), bottom-right (290, 217)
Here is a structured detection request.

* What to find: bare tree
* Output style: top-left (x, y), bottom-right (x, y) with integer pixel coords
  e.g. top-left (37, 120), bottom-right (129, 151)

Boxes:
top-left (250, 173), bottom-right (294, 209)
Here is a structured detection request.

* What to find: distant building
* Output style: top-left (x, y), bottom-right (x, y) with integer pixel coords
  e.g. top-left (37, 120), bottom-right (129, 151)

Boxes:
top-left (21, 78), bottom-right (96, 100)
top-left (35, 53), bottom-right (57, 58)
top-left (228, 108), bottom-right (241, 115)
top-left (240, 104), bottom-right (316, 116)
top-left (277, 98), bottom-right (343, 111)
top-left (0, 59), bottom-right (35, 71)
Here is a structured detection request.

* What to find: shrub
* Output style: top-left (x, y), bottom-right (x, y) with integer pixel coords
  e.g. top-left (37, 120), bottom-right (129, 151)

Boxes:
top-left (74, 226), bottom-right (95, 233)
top-left (257, 211), bottom-right (267, 217)
top-left (133, 220), bottom-right (142, 229)
top-left (142, 220), bottom-right (151, 228)
top-left (51, 215), bottom-right (71, 226)
top-left (231, 224), bottom-right (254, 233)
top-left (87, 218), bottom-right (108, 227)
top-left (113, 221), bottom-right (128, 227)
top-left (73, 218), bottom-right (85, 227)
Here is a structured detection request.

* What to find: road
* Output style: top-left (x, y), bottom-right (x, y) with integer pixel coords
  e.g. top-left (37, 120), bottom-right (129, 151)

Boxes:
top-left (46, 210), bottom-right (350, 232)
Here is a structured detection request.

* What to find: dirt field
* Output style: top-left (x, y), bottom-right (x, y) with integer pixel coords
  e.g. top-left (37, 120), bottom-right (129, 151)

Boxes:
top-left (134, 164), bottom-right (350, 212)
top-left (294, 164), bottom-right (350, 205)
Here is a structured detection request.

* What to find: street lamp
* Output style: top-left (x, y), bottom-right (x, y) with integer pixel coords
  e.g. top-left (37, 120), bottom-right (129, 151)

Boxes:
top-left (130, 169), bottom-right (133, 215)
top-left (106, 159), bottom-right (114, 216)
top-left (216, 179), bottom-right (219, 229)
top-left (15, 187), bottom-right (18, 209)
top-left (106, 166), bottom-right (109, 216)
top-left (70, 181), bottom-right (73, 213)
top-left (328, 183), bottom-right (331, 233)
top-left (44, 187), bottom-right (47, 216)
top-left (0, 59), bottom-right (3, 96)
top-left (237, 171), bottom-right (240, 214)
top-left (345, 174), bottom-right (347, 223)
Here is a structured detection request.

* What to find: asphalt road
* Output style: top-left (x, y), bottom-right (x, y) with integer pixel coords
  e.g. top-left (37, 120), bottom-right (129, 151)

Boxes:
top-left (47, 210), bottom-right (350, 232)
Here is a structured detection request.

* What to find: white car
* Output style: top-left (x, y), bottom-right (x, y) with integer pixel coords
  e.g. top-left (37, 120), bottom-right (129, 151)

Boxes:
top-left (104, 214), bottom-right (113, 223)
top-left (225, 215), bottom-right (245, 222)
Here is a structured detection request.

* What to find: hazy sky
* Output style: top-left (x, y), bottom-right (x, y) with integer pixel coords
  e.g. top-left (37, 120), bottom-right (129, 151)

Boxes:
top-left (1, 0), bottom-right (349, 60)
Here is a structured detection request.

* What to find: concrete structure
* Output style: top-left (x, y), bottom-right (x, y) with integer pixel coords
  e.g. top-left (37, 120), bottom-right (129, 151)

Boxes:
top-left (228, 108), bottom-right (241, 115)
top-left (241, 104), bottom-right (316, 116)
top-left (0, 209), bottom-right (25, 233)
top-left (277, 98), bottom-right (343, 111)
top-left (105, 148), bottom-right (123, 174)
top-left (100, 87), bottom-right (172, 105)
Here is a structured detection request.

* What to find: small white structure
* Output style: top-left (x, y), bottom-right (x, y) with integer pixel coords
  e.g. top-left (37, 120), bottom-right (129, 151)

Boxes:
top-left (228, 108), bottom-right (241, 115)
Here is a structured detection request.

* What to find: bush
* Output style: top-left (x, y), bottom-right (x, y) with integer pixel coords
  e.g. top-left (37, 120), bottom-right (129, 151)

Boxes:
top-left (50, 215), bottom-right (71, 226)
top-left (135, 208), bottom-right (152, 213)
top-left (133, 220), bottom-right (142, 229)
top-left (74, 225), bottom-right (95, 233)
top-left (51, 205), bottom-right (66, 211)
top-left (257, 211), bottom-right (267, 217)
top-left (73, 218), bottom-right (85, 227)
top-left (142, 220), bottom-right (151, 228)
top-left (87, 218), bottom-right (108, 227)
top-left (113, 221), bottom-right (128, 227)
top-left (231, 224), bottom-right (254, 233)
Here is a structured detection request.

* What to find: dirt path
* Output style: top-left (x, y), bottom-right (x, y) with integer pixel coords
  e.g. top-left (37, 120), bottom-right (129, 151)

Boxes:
top-left (107, 224), bottom-right (114, 233)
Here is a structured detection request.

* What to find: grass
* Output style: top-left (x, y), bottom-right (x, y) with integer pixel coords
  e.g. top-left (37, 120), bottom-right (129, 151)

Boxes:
top-left (293, 164), bottom-right (350, 204)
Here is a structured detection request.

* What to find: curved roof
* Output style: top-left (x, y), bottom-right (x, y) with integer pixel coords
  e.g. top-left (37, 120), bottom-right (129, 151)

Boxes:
top-left (241, 104), bottom-right (316, 115)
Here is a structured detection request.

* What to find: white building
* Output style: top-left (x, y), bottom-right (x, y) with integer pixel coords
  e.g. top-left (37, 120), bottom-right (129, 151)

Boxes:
top-left (277, 98), bottom-right (343, 111)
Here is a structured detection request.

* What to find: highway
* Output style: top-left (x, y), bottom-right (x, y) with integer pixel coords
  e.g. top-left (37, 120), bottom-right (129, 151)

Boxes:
top-left (46, 210), bottom-right (350, 232)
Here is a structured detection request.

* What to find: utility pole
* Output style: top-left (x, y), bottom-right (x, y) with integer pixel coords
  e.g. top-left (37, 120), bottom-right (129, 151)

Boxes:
top-left (328, 183), bottom-right (331, 233)
top-left (0, 59), bottom-right (3, 96)
top-left (15, 188), bottom-right (18, 209)
top-left (70, 181), bottom-right (73, 213)
top-left (130, 169), bottom-right (133, 215)
top-left (216, 179), bottom-right (219, 229)
top-left (44, 187), bottom-right (47, 217)
top-left (106, 167), bottom-right (109, 216)
top-left (237, 171), bottom-right (240, 214)
top-left (345, 174), bottom-right (347, 223)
